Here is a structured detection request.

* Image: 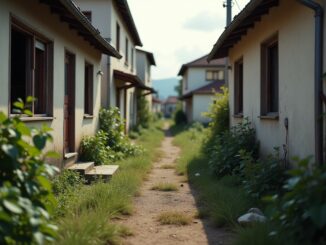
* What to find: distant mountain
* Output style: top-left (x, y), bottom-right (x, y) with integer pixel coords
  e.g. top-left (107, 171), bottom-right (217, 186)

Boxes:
top-left (152, 77), bottom-right (179, 100)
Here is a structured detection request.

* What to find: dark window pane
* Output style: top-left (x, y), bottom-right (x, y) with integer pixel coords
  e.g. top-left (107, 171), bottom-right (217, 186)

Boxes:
top-left (34, 42), bottom-right (46, 114)
top-left (84, 63), bottom-right (93, 115)
top-left (268, 43), bottom-right (278, 112)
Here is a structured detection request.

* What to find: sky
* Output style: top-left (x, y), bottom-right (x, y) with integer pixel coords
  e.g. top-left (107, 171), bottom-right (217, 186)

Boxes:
top-left (128, 0), bottom-right (250, 80)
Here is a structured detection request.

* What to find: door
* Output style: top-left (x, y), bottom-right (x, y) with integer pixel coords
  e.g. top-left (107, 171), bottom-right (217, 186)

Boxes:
top-left (64, 52), bottom-right (75, 154)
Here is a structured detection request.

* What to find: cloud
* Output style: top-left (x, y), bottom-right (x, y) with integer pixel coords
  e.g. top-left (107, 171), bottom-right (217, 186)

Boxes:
top-left (183, 11), bottom-right (224, 32)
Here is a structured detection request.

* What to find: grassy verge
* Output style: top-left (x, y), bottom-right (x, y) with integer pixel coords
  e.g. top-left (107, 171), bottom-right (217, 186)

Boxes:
top-left (53, 122), bottom-right (165, 245)
top-left (171, 124), bottom-right (289, 244)
top-left (157, 212), bottom-right (192, 226)
top-left (151, 182), bottom-right (178, 191)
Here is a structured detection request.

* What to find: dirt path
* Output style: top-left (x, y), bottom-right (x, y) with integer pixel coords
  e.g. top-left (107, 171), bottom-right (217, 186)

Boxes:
top-left (118, 125), bottom-right (231, 245)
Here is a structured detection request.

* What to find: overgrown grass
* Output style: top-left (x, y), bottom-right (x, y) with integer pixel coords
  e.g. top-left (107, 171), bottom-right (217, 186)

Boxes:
top-left (54, 121), bottom-right (165, 245)
top-left (151, 182), bottom-right (178, 191)
top-left (157, 212), bottom-right (192, 226)
top-left (172, 124), bottom-right (252, 227)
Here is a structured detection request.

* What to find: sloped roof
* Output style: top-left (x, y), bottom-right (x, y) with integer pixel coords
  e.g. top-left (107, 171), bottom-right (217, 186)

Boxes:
top-left (136, 48), bottom-right (156, 66)
top-left (208, 0), bottom-right (279, 61)
top-left (152, 97), bottom-right (162, 104)
top-left (113, 0), bottom-right (142, 46)
top-left (178, 54), bottom-right (226, 76)
top-left (113, 70), bottom-right (156, 93)
top-left (40, 0), bottom-right (121, 58)
top-left (180, 81), bottom-right (224, 100)
top-left (164, 96), bottom-right (178, 104)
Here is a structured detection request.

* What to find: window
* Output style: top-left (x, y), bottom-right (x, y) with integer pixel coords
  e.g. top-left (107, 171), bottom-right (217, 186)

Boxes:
top-left (261, 34), bottom-right (279, 116)
top-left (116, 23), bottom-right (120, 52)
top-left (84, 62), bottom-right (94, 115)
top-left (234, 58), bottom-right (243, 115)
top-left (10, 18), bottom-right (53, 115)
top-left (206, 70), bottom-right (224, 81)
top-left (82, 11), bottom-right (92, 22)
top-left (125, 38), bottom-right (129, 65)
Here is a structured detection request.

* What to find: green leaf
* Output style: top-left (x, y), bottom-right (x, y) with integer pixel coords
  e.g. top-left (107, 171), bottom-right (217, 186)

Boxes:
top-left (33, 135), bottom-right (47, 150)
top-left (0, 112), bottom-right (6, 123)
top-left (33, 231), bottom-right (44, 245)
top-left (13, 101), bottom-right (24, 110)
top-left (16, 122), bottom-right (31, 136)
top-left (23, 109), bottom-right (33, 116)
top-left (1, 144), bottom-right (19, 159)
top-left (3, 200), bottom-right (22, 214)
top-left (44, 151), bottom-right (60, 159)
top-left (26, 96), bottom-right (36, 103)
top-left (308, 204), bottom-right (326, 229)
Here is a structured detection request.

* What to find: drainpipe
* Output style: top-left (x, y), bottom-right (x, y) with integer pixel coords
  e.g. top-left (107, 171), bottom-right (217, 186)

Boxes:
top-left (298, 0), bottom-right (324, 165)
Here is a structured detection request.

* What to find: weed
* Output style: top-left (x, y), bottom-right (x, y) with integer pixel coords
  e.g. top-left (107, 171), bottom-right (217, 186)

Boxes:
top-left (157, 212), bottom-right (192, 226)
top-left (151, 182), bottom-right (178, 191)
top-left (160, 164), bottom-right (175, 169)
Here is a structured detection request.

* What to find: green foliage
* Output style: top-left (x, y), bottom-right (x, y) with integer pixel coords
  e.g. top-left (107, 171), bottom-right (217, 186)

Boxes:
top-left (136, 93), bottom-right (152, 129)
top-left (52, 170), bottom-right (85, 217)
top-left (0, 99), bottom-right (58, 244)
top-left (205, 86), bottom-right (229, 135)
top-left (174, 109), bottom-right (187, 125)
top-left (80, 107), bottom-right (144, 165)
top-left (267, 158), bottom-right (326, 244)
top-left (239, 149), bottom-right (286, 200)
top-left (207, 119), bottom-right (259, 177)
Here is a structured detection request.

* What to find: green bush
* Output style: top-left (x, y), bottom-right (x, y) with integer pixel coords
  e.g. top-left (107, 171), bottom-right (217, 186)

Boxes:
top-left (267, 158), bottom-right (326, 244)
top-left (52, 170), bottom-right (85, 217)
top-left (208, 119), bottom-right (259, 177)
top-left (239, 149), bottom-right (286, 200)
top-left (79, 130), bottom-right (115, 165)
top-left (136, 93), bottom-right (152, 129)
top-left (80, 108), bottom-right (144, 165)
top-left (0, 99), bottom-right (58, 244)
top-left (205, 86), bottom-right (229, 135)
top-left (174, 109), bottom-right (187, 125)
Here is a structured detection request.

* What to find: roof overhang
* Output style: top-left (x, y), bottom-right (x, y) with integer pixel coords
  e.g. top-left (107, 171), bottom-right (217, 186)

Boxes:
top-left (40, 0), bottom-right (121, 58)
top-left (113, 0), bottom-right (142, 46)
top-left (207, 0), bottom-right (279, 61)
top-left (113, 70), bottom-right (156, 93)
top-left (136, 48), bottom-right (156, 66)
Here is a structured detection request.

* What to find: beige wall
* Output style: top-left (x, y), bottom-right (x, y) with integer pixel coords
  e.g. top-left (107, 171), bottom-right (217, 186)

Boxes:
top-left (0, 0), bottom-right (103, 168)
top-left (193, 95), bottom-right (213, 123)
top-left (228, 0), bottom-right (321, 160)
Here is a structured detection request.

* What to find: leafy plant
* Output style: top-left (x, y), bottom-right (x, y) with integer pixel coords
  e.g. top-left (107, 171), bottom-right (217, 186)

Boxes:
top-left (136, 92), bottom-right (152, 129)
top-left (239, 149), bottom-right (286, 200)
top-left (0, 98), bottom-right (58, 244)
top-left (267, 158), bottom-right (326, 244)
top-left (174, 109), bottom-right (187, 125)
top-left (207, 119), bottom-right (258, 177)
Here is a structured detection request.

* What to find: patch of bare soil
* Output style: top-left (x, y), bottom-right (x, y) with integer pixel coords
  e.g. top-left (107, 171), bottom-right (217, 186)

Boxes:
top-left (117, 125), bottom-right (232, 245)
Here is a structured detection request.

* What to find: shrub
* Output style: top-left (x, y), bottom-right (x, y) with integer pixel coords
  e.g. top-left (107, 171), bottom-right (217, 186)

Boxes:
top-left (0, 99), bottom-right (58, 244)
top-left (205, 86), bottom-right (229, 135)
top-left (267, 158), bottom-right (326, 244)
top-left (208, 119), bottom-right (259, 177)
top-left (174, 109), bottom-right (187, 125)
top-left (52, 170), bottom-right (85, 217)
top-left (136, 93), bottom-right (152, 129)
top-left (239, 149), bottom-right (286, 200)
top-left (79, 130), bottom-right (115, 165)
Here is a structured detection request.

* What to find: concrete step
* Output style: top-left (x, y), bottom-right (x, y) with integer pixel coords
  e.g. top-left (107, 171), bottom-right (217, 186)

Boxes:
top-left (85, 165), bottom-right (119, 182)
top-left (63, 152), bottom-right (78, 168)
top-left (66, 162), bottom-right (95, 175)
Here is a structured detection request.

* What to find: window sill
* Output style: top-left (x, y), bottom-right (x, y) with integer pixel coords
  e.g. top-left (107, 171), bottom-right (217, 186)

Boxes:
top-left (233, 113), bottom-right (244, 118)
top-left (259, 113), bottom-right (279, 120)
top-left (83, 114), bottom-right (94, 119)
top-left (17, 116), bottom-right (55, 122)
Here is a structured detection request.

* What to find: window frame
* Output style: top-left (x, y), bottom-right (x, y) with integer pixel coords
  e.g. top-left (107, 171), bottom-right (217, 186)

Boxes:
top-left (234, 57), bottom-right (244, 116)
top-left (84, 62), bottom-right (94, 116)
top-left (9, 16), bottom-right (53, 117)
top-left (125, 38), bottom-right (129, 66)
top-left (116, 23), bottom-right (120, 52)
top-left (82, 11), bottom-right (92, 22)
top-left (205, 70), bottom-right (224, 81)
top-left (260, 33), bottom-right (279, 119)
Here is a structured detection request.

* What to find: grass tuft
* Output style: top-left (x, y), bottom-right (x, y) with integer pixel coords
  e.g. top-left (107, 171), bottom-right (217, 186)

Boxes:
top-left (157, 212), bottom-right (192, 226)
top-left (160, 164), bottom-right (175, 169)
top-left (151, 182), bottom-right (178, 191)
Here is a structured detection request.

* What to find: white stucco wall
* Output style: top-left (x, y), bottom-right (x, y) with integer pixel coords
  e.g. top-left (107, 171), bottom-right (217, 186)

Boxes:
top-left (0, 0), bottom-right (103, 168)
top-left (75, 0), bottom-right (138, 132)
top-left (228, 0), bottom-right (321, 160)
top-left (192, 95), bottom-right (213, 123)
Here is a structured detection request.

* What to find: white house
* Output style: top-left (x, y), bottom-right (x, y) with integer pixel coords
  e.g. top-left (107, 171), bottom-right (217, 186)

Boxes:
top-left (163, 96), bottom-right (178, 118)
top-left (75, 0), bottom-right (154, 132)
top-left (208, 0), bottom-right (326, 164)
top-left (178, 55), bottom-right (226, 123)
top-left (136, 48), bottom-right (157, 111)
top-left (0, 0), bottom-right (120, 168)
